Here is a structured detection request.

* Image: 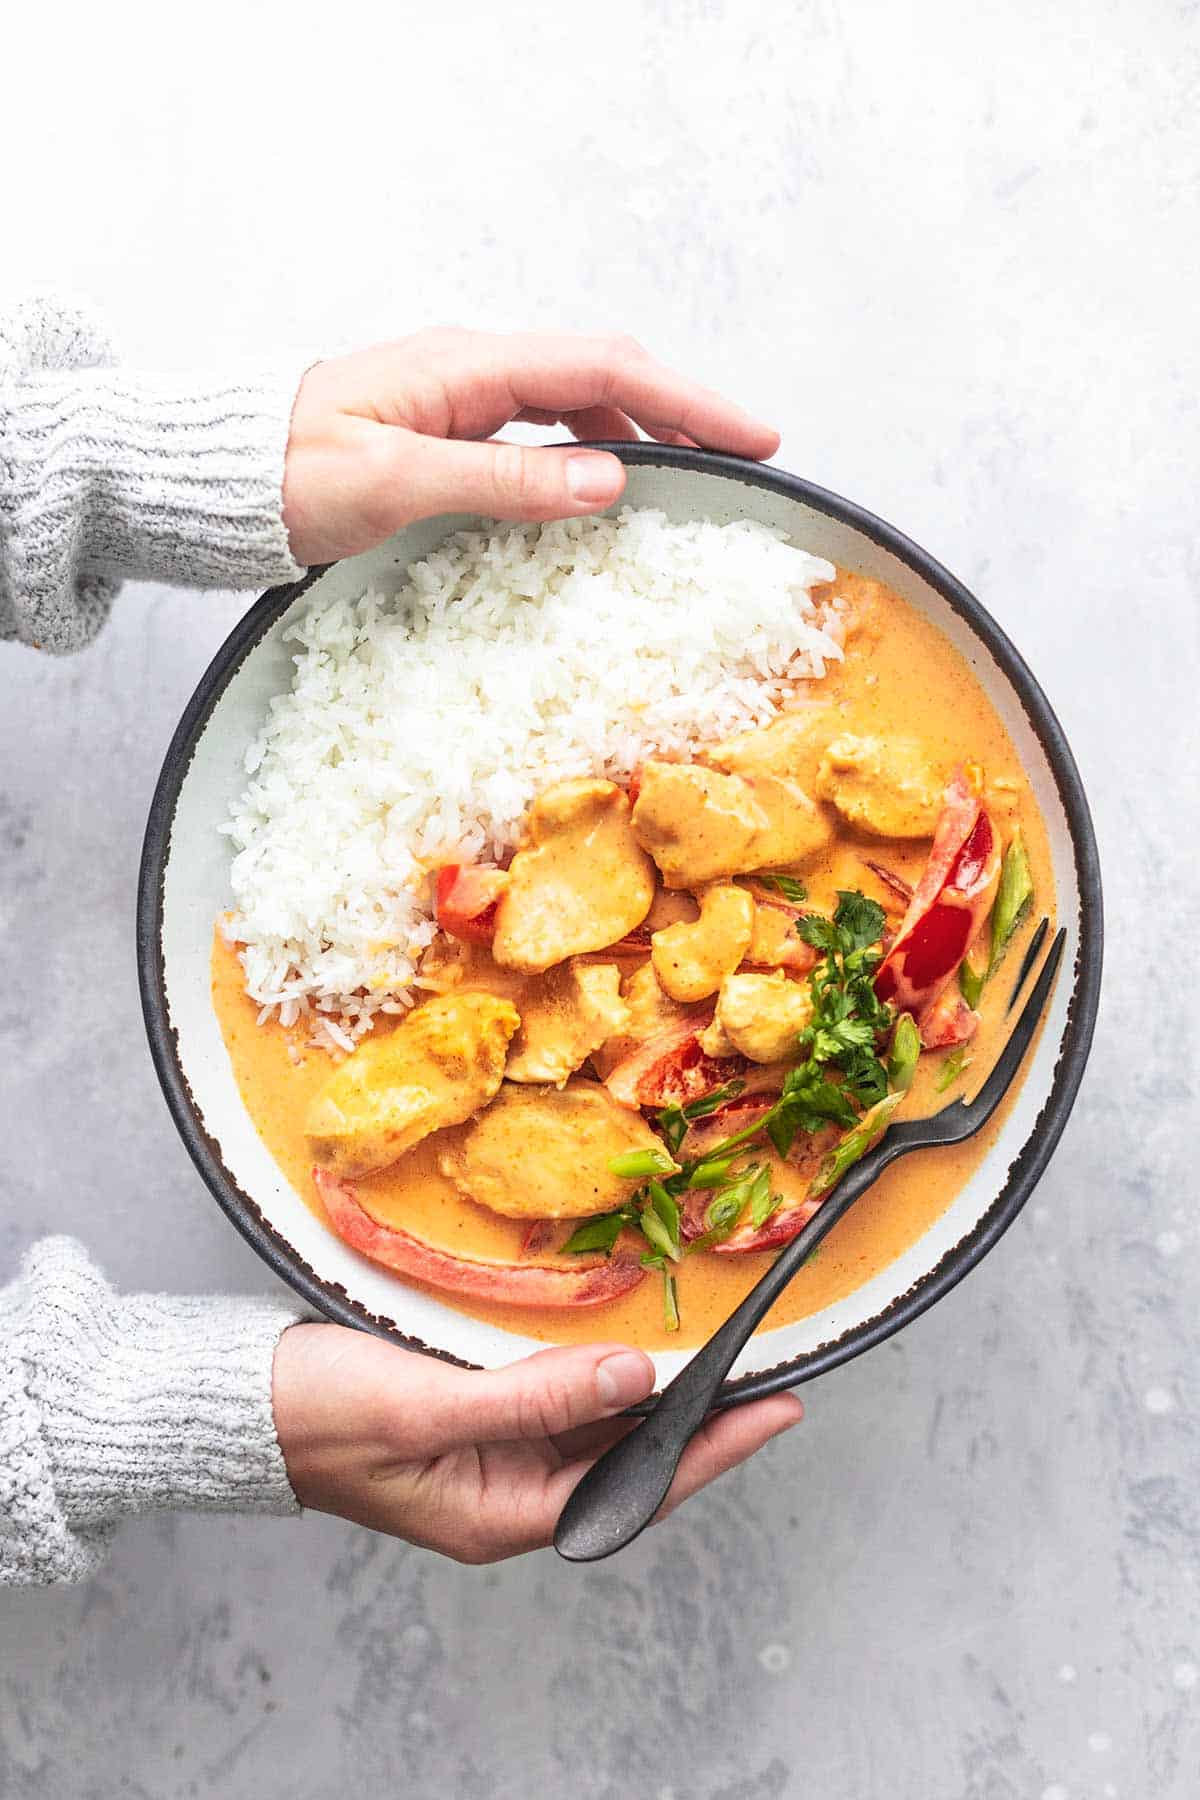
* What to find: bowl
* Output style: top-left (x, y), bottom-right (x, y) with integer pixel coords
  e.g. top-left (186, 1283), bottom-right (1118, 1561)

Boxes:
top-left (137, 446), bottom-right (1102, 1402)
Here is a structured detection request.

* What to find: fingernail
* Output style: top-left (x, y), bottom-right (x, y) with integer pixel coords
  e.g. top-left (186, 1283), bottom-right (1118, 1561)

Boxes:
top-left (566, 452), bottom-right (622, 504)
top-left (596, 1350), bottom-right (653, 1408)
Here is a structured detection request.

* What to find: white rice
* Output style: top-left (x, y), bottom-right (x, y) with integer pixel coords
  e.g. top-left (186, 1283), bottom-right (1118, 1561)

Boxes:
top-left (222, 508), bottom-right (844, 1047)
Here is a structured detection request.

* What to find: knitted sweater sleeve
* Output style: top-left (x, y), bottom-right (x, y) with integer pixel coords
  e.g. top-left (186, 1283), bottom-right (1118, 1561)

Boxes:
top-left (0, 295), bottom-right (305, 653)
top-left (1, 1239), bottom-right (303, 1586)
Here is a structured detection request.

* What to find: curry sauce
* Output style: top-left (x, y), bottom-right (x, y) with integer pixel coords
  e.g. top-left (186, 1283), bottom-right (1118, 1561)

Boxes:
top-left (212, 571), bottom-right (1055, 1350)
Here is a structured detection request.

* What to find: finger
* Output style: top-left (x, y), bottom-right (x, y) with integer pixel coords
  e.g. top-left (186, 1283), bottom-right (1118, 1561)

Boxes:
top-left (497, 333), bottom-right (780, 458)
top-left (655, 1394), bottom-right (803, 1520)
top-left (638, 422), bottom-right (701, 449)
top-left (371, 331), bottom-right (779, 457)
top-left (387, 431), bottom-right (628, 523)
top-left (563, 404), bottom-right (641, 443)
top-left (549, 1413), bottom-right (639, 1463)
top-left (532, 1393), bottom-right (803, 1553)
top-left (512, 404), bottom-right (640, 442)
top-left (396, 1342), bottom-right (656, 1456)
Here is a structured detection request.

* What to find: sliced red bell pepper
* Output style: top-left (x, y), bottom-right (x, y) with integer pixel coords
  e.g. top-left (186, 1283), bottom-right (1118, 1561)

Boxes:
top-left (714, 1194), bottom-right (824, 1255)
top-left (919, 986), bottom-right (980, 1050)
top-left (518, 1219), bottom-right (561, 1256)
top-left (675, 1093), bottom-right (777, 1161)
top-left (873, 769), bottom-right (1001, 1024)
top-left (313, 1167), bottom-right (644, 1308)
top-left (434, 863), bottom-right (509, 945)
top-left (602, 1015), bottom-right (743, 1110)
top-left (709, 1121), bottom-right (842, 1253)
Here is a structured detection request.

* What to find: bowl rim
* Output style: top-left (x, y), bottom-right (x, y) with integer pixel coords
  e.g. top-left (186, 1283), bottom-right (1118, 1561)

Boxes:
top-left (137, 445), bottom-right (1103, 1406)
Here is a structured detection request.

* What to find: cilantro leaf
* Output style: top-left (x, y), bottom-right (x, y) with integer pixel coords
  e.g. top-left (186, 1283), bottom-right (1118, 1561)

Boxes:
top-left (833, 889), bottom-right (888, 952)
top-left (796, 912), bottom-right (841, 954)
top-left (760, 873), bottom-right (808, 904)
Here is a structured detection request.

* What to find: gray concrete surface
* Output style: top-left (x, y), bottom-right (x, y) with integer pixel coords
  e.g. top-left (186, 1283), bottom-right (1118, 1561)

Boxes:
top-left (2, 1), bottom-right (1198, 1794)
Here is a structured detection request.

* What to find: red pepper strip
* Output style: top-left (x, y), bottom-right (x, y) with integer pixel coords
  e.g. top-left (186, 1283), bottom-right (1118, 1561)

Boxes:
top-left (518, 1219), bottom-right (561, 1256)
top-left (874, 771), bottom-right (1001, 1021)
top-left (919, 986), bottom-right (980, 1050)
top-left (678, 1094), bottom-right (777, 1160)
top-left (602, 1013), bottom-right (746, 1110)
top-left (715, 1195), bottom-right (824, 1255)
top-left (713, 1124), bottom-right (842, 1254)
top-left (434, 864), bottom-right (508, 945)
top-left (314, 1168), bottom-right (645, 1308)
top-left (739, 885), bottom-right (821, 974)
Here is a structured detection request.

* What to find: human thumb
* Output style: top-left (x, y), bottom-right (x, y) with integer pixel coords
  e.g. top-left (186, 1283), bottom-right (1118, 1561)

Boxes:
top-left (395, 436), bottom-right (627, 524)
top-left (423, 1342), bottom-right (655, 1451)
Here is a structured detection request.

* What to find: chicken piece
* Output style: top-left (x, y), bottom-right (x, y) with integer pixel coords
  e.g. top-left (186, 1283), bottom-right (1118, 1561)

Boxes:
top-left (631, 761), bottom-right (767, 887)
top-left (745, 898), bottom-right (816, 972)
top-left (306, 991), bottom-right (519, 1179)
top-left (492, 778), bottom-right (656, 973)
top-left (815, 733), bottom-right (942, 840)
top-left (632, 757), bottom-right (833, 889)
top-left (705, 716), bottom-right (836, 872)
top-left (743, 777), bottom-right (835, 871)
top-left (698, 970), bottom-right (813, 1065)
top-left (415, 937), bottom-right (527, 1003)
top-left (591, 960), bottom-right (692, 1079)
top-left (651, 882), bottom-right (754, 1003)
top-left (645, 887), bottom-right (699, 932)
top-left (438, 1078), bottom-right (664, 1220)
top-left (505, 961), bottom-right (629, 1087)
top-left (703, 709), bottom-right (830, 786)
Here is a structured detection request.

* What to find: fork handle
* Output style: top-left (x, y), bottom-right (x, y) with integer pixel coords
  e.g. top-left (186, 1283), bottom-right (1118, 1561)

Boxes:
top-left (553, 1141), bottom-right (897, 1563)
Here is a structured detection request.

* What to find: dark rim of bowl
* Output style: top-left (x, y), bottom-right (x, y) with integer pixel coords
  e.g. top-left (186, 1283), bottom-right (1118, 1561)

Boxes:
top-left (137, 446), bottom-right (1103, 1408)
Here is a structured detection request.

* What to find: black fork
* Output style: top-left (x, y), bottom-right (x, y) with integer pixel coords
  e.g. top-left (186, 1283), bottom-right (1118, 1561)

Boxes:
top-left (554, 923), bottom-right (1067, 1563)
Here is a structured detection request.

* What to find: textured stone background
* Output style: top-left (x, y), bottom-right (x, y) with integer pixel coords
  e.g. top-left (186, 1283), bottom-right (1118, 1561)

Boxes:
top-left (2, 2), bottom-right (1197, 1795)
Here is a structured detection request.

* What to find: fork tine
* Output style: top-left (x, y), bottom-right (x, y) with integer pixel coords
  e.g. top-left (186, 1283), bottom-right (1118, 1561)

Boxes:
top-left (1006, 914), bottom-right (1050, 1014)
top-left (963, 925), bottom-right (1066, 1128)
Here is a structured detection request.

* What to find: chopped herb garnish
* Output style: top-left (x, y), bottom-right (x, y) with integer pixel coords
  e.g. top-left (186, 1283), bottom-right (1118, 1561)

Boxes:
top-left (656, 1106), bottom-right (688, 1157)
top-left (606, 1145), bottom-right (680, 1181)
top-left (639, 1207), bottom-right (677, 1262)
top-left (662, 1270), bottom-right (680, 1333)
top-left (810, 1092), bottom-right (904, 1196)
top-left (888, 1012), bottom-right (921, 1093)
top-left (934, 1047), bottom-right (973, 1094)
top-left (749, 1170), bottom-right (781, 1230)
top-left (759, 873), bottom-right (808, 904)
top-left (797, 889), bottom-right (888, 957)
top-left (704, 1189), bottom-right (749, 1236)
top-left (561, 1211), bottom-right (631, 1256)
top-left (588, 892), bottom-right (907, 1322)
top-left (687, 1154), bottom-right (741, 1189)
top-left (647, 1181), bottom-right (682, 1260)
top-left (793, 891), bottom-right (893, 1108)
top-left (655, 1079), bottom-right (746, 1154)
top-left (680, 1079), bottom-right (746, 1119)
top-left (958, 957), bottom-right (985, 1010)
top-left (988, 832), bottom-right (1034, 977)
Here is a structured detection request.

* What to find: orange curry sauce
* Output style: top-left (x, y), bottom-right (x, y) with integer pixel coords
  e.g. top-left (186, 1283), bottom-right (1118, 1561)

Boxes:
top-left (212, 572), bottom-right (1055, 1350)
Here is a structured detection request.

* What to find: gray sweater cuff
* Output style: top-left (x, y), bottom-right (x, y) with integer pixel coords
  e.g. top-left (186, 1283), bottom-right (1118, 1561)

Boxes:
top-left (1, 1238), bottom-right (303, 1586)
top-left (0, 296), bottom-right (305, 654)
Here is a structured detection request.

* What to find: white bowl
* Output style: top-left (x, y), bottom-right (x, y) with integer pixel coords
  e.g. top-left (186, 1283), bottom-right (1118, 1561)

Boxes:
top-left (138, 449), bottom-right (1102, 1402)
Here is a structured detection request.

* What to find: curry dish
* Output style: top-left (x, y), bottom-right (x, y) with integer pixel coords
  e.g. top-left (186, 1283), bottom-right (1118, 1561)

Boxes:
top-left (213, 570), bottom-right (1054, 1349)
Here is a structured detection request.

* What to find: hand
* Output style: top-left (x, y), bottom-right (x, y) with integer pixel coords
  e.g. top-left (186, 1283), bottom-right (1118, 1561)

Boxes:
top-left (281, 329), bottom-right (780, 566)
top-left (272, 1322), bottom-right (801, 1563)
